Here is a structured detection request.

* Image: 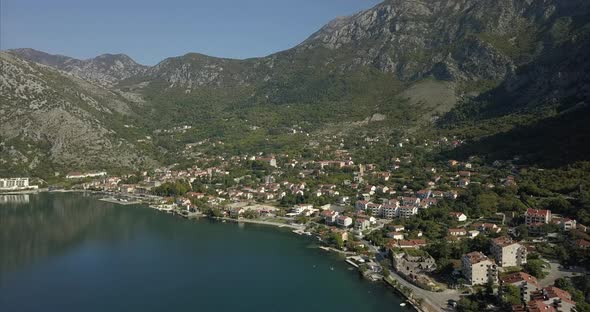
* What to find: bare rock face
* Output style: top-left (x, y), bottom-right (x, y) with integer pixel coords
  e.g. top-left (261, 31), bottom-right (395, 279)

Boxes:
top-left (298, 0), bottom-right (588, 82)
top-left (8, 49), bottom-right (148, 87)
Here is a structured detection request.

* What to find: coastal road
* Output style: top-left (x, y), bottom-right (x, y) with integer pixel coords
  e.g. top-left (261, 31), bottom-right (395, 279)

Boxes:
top-left (387, 270), bottom-right (460, 312)
top-left (222, 217), bottom-right (304, 230)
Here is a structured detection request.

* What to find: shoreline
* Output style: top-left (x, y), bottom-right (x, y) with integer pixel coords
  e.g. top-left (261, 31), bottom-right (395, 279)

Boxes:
top-left (217, 217), bottom-right (305, 230)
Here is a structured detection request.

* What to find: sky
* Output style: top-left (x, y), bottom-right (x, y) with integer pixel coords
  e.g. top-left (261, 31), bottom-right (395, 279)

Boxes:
top-left (0, 0), bottom-right (381, 65)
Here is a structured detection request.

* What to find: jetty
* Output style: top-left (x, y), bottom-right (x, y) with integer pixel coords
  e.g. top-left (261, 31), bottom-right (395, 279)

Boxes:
top-left (99, 197), bottom-right (141, 205)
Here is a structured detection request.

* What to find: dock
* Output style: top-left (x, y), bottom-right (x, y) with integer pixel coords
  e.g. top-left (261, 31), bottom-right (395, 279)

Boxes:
top-left (99, 197), bottom-right (141, 205)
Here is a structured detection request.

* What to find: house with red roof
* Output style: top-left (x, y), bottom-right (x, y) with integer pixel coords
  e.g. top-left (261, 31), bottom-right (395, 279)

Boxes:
top-left (525, 209), bottom-right (552, 225)
top-left (530, 286), bottom-right (576, 312)
top-left (321, 210), bottom-right (339, 225)
top-left (501, 272), bottom-right (540, 303)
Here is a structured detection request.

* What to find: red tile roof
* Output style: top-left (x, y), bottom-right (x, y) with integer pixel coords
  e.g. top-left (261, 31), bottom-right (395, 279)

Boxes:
top-left (526, 208), bottom-right (551, 217)
top-left (501, 272), bottom-right (539, 288)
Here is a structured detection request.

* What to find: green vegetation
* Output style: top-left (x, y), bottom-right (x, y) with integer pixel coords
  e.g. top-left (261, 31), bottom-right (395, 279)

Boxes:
top-left (555, 277), bottom-right (590, 312)
top-left (152, 180), bottom-right (192, 197)
top-left (502, 284), bottom-right (522, 306)
top-left (522, 257), bottom-right (548, 279)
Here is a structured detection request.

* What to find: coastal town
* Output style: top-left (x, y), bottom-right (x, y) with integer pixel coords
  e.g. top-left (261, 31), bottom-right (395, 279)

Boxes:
top-left (3, 135), bottom-right (589, 312)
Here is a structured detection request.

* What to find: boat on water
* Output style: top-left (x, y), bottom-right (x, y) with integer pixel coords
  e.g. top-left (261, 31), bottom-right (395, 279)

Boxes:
top-left (400, 303), bottom-right (407, 307)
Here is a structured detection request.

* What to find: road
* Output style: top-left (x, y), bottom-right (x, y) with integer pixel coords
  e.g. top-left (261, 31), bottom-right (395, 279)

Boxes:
top-left (221, 217), bottom-right (304, 230)
top-left (387, 269), bottom-right (461, 312)
top-left (539, 260), bottom-right (586, 287)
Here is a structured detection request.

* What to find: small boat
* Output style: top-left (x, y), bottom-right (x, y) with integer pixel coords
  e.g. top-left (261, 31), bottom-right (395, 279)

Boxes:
top-left (400, 303), bottom-right (407, 307)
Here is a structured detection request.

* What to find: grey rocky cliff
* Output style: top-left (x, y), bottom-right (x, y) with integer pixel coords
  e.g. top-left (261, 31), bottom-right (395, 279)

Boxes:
top-left (8, 48), bottom-right (148, 87)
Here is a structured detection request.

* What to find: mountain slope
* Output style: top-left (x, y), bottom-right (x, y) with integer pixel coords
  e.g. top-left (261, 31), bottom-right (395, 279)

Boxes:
top-left (437, 3), bottom-right (590, 166)
top-left (3, 0), bottom-right (590, 174)
top-left (0, 52), bottom-right (156, 176)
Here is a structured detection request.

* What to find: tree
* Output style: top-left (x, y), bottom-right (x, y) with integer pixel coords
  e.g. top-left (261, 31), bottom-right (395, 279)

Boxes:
top-left (517, 224), bottom-right (529, 240)
top-left (523, 259), bottom-right (547, 278)
top-left (331, 232), bottom-right (344, 249)
top-left (502, 284), bottom-right (522, 305)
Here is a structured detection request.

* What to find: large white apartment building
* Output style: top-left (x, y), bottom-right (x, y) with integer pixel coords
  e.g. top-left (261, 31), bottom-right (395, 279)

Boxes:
top-left (461, 251), bottom-right (498, 285)
top-left (490, 236), bottom-right (527, 267)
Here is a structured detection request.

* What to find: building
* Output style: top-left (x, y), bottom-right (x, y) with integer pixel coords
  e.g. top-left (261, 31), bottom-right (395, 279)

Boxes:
top-left (65, 171), bottom-right (107, 179)
top-left (387, 232), bottom-right (405, 240)
top-left (402, 197), bottom-right (420, 206)
top-left (354, 218), bottom-right (371, 231)
top-left (513, 300), bottom-right (556, 312)
top-left (530, 286), bottom-right (576, 312)
top-left (230, 207), bottom-right (244, 218)
top-left (396, 239), bottom-right (427, 249)
top-left (449, 212), bottom-right (468, 222)
top-left (398, 206), bottom-right (418, 219)
top-left (291, 204), bottom-right (313, 215)
top-left (0, 178), bottom-right (35, 191)
top-left (256, 157), bottom-right (277, 168)
top-left (491, 236), bottom-right (527, 267)
top-left (367, 203), bottom-right (383, 216)
top-left (336, 216), bottom-right (353, 228)
top-left (525, 209), bottom-right (552, 225)
top-left (468, 230), bottom-right (480, 239)
top-left (560, 219), bottom-right (577, 231)
top-left (501, 272), bottom-right (540, 303)
top-left (474, 222), bottom-right (502, 234)
top-left (461, 252), bottom-right (498, 285)
top-left (392, 250), bottom-right (436, 287)
top-left (321, 210), bottom-right (339, 225)
top-left (448, 228), bottom-right (467, 237)
top-left (382, 204), bottom-right (398, 219)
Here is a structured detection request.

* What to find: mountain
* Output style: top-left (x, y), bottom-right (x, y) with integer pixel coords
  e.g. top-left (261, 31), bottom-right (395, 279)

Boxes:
top-left (0, 52), bottom-right (156, 176)
top-left (2, 0), bottom-right (590, 175)
top-left (8, 48), bottom-right (148, 87)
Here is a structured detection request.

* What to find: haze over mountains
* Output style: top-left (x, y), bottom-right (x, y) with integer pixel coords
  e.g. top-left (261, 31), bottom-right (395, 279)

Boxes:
top-left (1, 0), bottom-right (589, 176)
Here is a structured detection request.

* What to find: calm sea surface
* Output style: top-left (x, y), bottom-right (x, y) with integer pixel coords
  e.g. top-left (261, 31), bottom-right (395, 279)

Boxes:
top-left (0, 193), bottom-right (409, 312)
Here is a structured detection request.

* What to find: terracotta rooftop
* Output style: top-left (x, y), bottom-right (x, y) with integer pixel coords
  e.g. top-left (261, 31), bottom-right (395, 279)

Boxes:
top-left (501, 272), bottom-right (539, 288)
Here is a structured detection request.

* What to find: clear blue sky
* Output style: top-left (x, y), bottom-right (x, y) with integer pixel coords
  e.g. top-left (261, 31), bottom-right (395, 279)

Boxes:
top-left (1, 0), bottom-right (381, 65)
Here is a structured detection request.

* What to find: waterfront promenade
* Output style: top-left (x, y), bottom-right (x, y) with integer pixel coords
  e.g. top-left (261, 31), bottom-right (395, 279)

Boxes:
top-left (219, 217), bottom-right (305, 230)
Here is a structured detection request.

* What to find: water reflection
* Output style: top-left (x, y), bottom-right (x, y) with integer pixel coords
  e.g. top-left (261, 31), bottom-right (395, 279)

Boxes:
top-left (0, 193), bottom-right (150, 275)
top-left (0, 194), bottom-right (30, 204)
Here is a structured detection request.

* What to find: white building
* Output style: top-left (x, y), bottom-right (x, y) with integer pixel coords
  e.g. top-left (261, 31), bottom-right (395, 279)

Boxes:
top-left (490, 236), bottom-right (527, 267)
top-left (525, 208), bottom-right (551, 225)
top-left (382, 204), bottom-right (398, 219)
top-left (461, 252), bottom-right (498, 285)
top-left (397, 206), bottom-right (418, 219)
top-left (66, 171), bottom-right (107, 179)
top-left (449, 212), bottom-right (468, 222)
top-left (336, 216), bottom-right (353, 228)
top-left (0, 178), bottom-right (36, 191)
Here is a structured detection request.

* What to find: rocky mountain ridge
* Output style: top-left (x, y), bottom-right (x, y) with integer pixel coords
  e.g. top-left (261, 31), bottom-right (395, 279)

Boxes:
top-left (8, 48), bottom-right (148, 87)
top-left (2, 0), bottom-right (590, 174)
